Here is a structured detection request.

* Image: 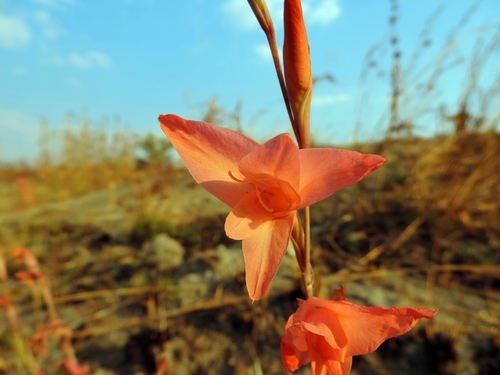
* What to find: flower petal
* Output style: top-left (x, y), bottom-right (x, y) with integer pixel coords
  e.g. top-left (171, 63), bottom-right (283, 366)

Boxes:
top-left (281, 328), bottom-right (308, 371)
top-left (281, 298), bottom-right (314, 364)
top-left (342, 304), bottom-right (436, 357)
top-left (340, 356), bottom-right (352, 375)
top-left (242, 213), bottom-right (294, 300)
top-left (302, 308), bottom-right (347, 353)
top-left (307, 334), bottom-right (342, 375)
top-left (313, 299), bottom-right (436, 357)
top-left (297, 149), bottom-right (386, 208)
top-left (159, 114), bottom-right (258, 207)
top-left (238, 133), bottom-right (300, 192)
top-left (225, 191), bottom-right (274, 240)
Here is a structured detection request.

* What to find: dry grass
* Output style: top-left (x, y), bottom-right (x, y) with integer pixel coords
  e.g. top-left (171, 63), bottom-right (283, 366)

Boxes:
top-left (0, 115), bottom-right (176, 214)
top-left (1, 109), bottom-right (499, 374)
top-left (35, 116), bottom-right (139, 203)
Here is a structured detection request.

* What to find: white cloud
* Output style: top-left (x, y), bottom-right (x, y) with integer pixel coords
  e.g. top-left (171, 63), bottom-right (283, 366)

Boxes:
top-left (222, 0), bottom-right (282, 31)
top-left (53, 56), bottom-right (65, 65)
top-left (0, 108), bottom-right (39, 134)
top-left (0, 107), bottom-right (40, 162)
top-left (222, 0), bottom-right (340, 31)
top-left (31, 0), bottom-right (75, 8)
top-left (304, 0), bottom-right (341, 25)
top-left (312, 94), bottom-right (350, 107)
top-left (0, 14), bottom-right (32, 48)
top-left (54, 51), bottom-right (112, 69)
top-left (69, 51), bottom-right (111, 69)
top-left (67, 77), bottom-right (81, 87)
top-left (34, 10), bottom-right (64, 38)
top-left (13, 67), bottom-right (27, 76)
top-left (221, 0), bottom-right (259, 31)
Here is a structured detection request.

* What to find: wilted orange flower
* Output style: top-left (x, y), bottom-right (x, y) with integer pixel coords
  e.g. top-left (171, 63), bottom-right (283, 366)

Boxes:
top-left (159, 115), bottom-right (385, 300)
top-left (281, 296), bottom-right (437, 375)
top-left (10, 246), bottom-right (41, 274)
top-left (64, 360), bottom-right (91, 375)
top-left (0, 295), bottom-right (19, 332)
top-left (16, 176), bottom-right (37, 209)
top-left (0, 247), bottom-right (7, 282)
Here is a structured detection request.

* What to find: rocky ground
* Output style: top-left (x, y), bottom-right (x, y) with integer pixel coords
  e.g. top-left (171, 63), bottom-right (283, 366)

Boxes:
top-left (1, 166), bottom-right (499, 375)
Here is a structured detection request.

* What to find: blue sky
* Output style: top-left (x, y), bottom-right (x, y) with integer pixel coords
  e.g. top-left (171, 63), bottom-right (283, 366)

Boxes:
top-left (1, 0), bottom-right (499, 162)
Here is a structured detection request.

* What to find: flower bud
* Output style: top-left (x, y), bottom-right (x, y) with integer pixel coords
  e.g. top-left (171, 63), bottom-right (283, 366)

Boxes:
top-left (283, 0), bottom-right (312, 148)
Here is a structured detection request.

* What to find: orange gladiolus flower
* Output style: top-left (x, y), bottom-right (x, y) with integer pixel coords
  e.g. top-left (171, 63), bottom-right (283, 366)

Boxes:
top-left (281, 296), bottom-right (437, 375)
top-left (159, 115), bottom-right (386, 300)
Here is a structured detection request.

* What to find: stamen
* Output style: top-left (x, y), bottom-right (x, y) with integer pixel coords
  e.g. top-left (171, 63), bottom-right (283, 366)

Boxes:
top-left (255, 188), bottom-right (274, 213)
top-left (228, 170), bottom-right (245, 183)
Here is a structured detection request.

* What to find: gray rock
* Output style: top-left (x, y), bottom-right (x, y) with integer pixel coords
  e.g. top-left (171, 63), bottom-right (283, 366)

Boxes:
top-left (214, 245), bottom-right (244, 280)
top-left (176, 273), bottom-right (209, 306)
top-left (150, 233), bottom-right (185, 272)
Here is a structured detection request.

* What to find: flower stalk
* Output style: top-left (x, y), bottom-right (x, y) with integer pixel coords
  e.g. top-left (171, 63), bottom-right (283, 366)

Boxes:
top-left (157, 2), bottom-right (437, 373)
top-left (247, 0), bottom-right (298, 143)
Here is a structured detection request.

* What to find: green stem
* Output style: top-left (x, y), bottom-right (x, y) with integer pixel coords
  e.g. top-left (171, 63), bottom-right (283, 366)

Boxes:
top-left (12, 332), bottom-right (39, 375)
top-left (302, 206), bottom-right (313, 298)
top-left (291, 209), bottom-right (313, 298)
